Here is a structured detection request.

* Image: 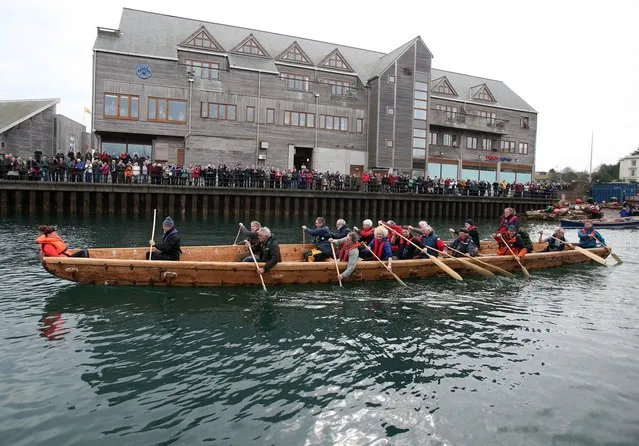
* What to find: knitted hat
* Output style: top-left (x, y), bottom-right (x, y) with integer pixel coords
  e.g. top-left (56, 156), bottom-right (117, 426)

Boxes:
top-left (465, 219), bottom-right (474, 225)
top-left (163, 217), bottom-right (175, 227)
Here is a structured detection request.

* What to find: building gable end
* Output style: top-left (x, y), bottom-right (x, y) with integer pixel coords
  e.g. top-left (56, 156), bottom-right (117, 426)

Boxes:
top-left (276, 41), bottom-right (313, 65)
top-left (319, 49), bottom-right (354, 72)
top-left (432, 76), bottom-right (457, 96)
top-left (471, 83), bottom-right (496, 102)
top-left (179, 26), bottom-right (225, 52)
top-left (231, 33), bottom-right (271, 58)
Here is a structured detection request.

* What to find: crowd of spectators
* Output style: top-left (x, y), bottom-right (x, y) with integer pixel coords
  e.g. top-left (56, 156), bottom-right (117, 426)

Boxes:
top-left (1, 151), bottom-right (570, 199)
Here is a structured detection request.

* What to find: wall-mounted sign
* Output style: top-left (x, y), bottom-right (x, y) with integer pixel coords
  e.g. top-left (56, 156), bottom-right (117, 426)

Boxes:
top-left (136, 64), bottom-right (152, 79)
top-left (478, 155), bottom-right (514, 162)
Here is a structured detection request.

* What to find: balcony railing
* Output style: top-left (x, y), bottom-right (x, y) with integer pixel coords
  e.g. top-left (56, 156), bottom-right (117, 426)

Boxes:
top-left (431, 109), bottom-right (508, 133)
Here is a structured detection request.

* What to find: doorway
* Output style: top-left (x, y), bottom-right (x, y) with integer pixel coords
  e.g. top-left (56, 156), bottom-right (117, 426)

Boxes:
top-left (294, 147), bottom-right (313, 170)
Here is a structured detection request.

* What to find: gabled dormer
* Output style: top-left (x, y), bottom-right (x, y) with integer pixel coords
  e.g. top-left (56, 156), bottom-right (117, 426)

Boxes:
top-left (319, 49), bottom-right (353, 72)
top-left (471, 83), bottom-right (496, 102)
top-left (432, 76), bottom-right (457, 96)
top-left (179, 26), bottom-right (225, 52)
top-left (231, 34), bottom-right (270, 58)
top-left (276, 41), bottom-right (313, 65)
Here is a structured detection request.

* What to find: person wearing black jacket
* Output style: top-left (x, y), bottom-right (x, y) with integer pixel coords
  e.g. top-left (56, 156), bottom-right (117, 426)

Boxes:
top-left (252, 227), bottom-right (281, 274)
top-left (147, 216), bottom-right (182, 260)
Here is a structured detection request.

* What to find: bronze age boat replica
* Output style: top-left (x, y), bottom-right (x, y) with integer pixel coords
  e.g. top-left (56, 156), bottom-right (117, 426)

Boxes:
top-left (40, 241), bottom-right (611, 287)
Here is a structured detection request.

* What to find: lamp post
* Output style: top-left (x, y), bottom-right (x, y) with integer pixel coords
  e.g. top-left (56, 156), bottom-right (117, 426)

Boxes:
top-left (185, 71), bottom-right (195, 154)
top-left (439, 151), bottom-right (444, 179)
top-left (314, 93), bottom-right (319, 165)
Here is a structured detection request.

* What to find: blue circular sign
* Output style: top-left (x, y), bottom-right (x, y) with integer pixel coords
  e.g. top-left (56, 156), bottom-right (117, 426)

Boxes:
top-left (136, 64), bottom-right (152, 79)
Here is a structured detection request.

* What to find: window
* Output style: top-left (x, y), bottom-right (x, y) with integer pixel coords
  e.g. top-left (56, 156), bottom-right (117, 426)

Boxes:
top-left (414, 80), bottom-right (428, 120)
top-left (246, 106), bottom-right (255, 122)
top-left (201, 103), bottom-right (236, 121)
top-left (323, 79), bottom-right (351, 96)
top-left (500, 140), bottom-right (516, 153)
top-left (356, 118), bottom-right (363, 133)
top-left (186, 60), bottom-right (220, 80)
top-left (386, 139), bottom-right (393, 148)
top-left (476, 90), bottom-right (492, 101)
top-left (284, 111), bottom-right (315, 128)
top-left (413, 128), bottom-right (426, 149)
top-left (429, 132), bottom-right (438, 145)
top-left (324, 52), bottom-right (348, 69)
top-left (413, 148), bottom-right (425, 159)
top-left (281, 44), bottom-right (310, 63)
top-left (281, 72), bottom-right (309, 91)
top-left (518, 142), bottom-right (529, 154)
top-left (388, 75), bottom-right (395, 84)
top-left (443, 134), bottom-right (453, 147)
top-left (186, 31), bottom-right (219, 50)
top-left (631, 168), bottom-right (637, 177)
top-left (104, 94), bottom-right (139, 120)
top-left (320, 115), bottom-right (348, 131)
top-left (467, 137), bottom-right (478, 149)
top-left (236, 38), bottom-right (266, 56)
top-left (436, 104), bottom-right (457, 121)
top-left (478, 110), bottom-right (496, 126)
top-left (149, 98), bottom-right (186, 123)
top-left (434, 80), bottom-right (454, 94)
top-left (266, 108), bottom-right (275, 124)
top-left (387, 106), bottom-right (394, 116)
top-left (520, 117), bottom-right (529, 129)
top-left (632, 160), bottom-right (637, 166)
top-left (482, 138), bottom-right (492, 151)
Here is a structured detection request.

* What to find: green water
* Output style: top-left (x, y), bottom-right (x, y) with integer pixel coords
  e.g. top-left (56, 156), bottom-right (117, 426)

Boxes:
top-left (1, 215), bottom-right (638, 445)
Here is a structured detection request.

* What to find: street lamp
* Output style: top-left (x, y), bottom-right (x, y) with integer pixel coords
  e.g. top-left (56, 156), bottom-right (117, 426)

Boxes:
top-left (439, 151), bottom-right (444, 178)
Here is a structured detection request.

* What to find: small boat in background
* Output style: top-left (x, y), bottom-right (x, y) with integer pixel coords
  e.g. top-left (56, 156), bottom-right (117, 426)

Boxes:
top-left (560, 217), bottom-right (639, 229)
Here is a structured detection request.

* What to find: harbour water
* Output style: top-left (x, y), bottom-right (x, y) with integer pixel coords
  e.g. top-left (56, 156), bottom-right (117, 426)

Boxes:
top-left (1, 215), bottom-right (638, 445)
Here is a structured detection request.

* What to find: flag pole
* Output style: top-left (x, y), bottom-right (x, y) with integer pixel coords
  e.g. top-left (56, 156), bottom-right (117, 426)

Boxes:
top-left (589, 131), bottom-right (594, 183)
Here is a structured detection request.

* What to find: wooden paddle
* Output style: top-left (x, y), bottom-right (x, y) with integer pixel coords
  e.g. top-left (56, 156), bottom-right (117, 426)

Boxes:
top-left (596, 242), bottom-right (623, 264)
top-left (233, 224), bottom-right (242, 245)
top-left (430, 246), bottom-right (495, 278)
top-left (148, 208), bottom-right (157, 261)
top-left (443, 236), bottom-right (515, 278)
top-left (361, 242), bottom-right (407, 286)
top-left (302, 227), bottom-right (306, 244)
top-left (498, 234), bottom-right (531, 278)
top-left (544, 233), bottom-right (607, 266)
top-left (380, 223), bottom-right (463, 282)
top-left (330, 242), bottom-right (343, 287)
top-left (247, 244), bottom-right (267, 291)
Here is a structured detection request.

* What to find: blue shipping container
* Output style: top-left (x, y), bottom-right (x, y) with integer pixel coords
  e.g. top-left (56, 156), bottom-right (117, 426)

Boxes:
top-left (590, 183), bottom-right (637, 203)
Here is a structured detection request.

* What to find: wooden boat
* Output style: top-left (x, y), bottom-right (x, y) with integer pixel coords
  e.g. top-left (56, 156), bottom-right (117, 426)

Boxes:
top-left (559, 217), bottom-right (639, 229)
top-left (41, 241), bottom-right (611, 287)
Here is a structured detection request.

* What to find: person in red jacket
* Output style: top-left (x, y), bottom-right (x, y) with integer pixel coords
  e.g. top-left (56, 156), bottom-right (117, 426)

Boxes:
top-left (36, 225), bottom-right (89, 258)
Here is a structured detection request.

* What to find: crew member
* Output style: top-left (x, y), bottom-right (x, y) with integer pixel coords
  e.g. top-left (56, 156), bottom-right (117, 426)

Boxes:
top-left (497, 207), bottom-right (520, 235)
top-left (538, 228), bottom-right (566, 252)
top-left (302, 217), bottom-right (332, 262)
top-left (147, 216), bottom-right (182, 260)
top-left (449, 228), bottom-right (478, 257)
top-left (250, 227), bottom-right (281, 274)
top-left (36, 225), bottom-right (89, 258)
top-left (577, 221), bottom-right (606, 249)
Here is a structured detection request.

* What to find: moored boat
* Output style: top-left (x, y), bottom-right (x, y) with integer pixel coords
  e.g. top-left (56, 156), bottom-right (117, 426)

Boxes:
top-left (41, 241), bottom-right (611, 287)
top-left (559, 217), bottom-right (639, 229)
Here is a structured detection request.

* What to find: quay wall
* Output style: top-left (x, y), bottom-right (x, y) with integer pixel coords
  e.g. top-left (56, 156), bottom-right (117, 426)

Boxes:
top-left (0, 181), bottom-right (551, 221)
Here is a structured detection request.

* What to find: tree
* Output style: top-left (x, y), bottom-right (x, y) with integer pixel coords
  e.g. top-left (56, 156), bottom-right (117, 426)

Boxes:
top-left (591, 163), bottom-right (620, 183)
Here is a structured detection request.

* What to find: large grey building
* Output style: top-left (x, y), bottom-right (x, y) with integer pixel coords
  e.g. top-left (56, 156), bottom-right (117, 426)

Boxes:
top-left (92, 8), bottom-right (537, 182)
top-left (0, 98), bottom-right (90, 160)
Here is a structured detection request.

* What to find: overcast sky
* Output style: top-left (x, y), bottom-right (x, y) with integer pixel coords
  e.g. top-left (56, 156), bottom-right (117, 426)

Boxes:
top-left (1, 0), bottom-right (637, 172)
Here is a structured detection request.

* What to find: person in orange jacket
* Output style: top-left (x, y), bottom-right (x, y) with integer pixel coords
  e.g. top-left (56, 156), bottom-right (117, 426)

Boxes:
top-left (36, 225), bottom-right (89, 258)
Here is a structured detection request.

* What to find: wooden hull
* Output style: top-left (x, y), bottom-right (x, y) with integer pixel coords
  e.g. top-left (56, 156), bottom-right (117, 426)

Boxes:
top-left (41, 242), bottom-right (611, 287)
top-left (560, 217), bottom-right (639, 229)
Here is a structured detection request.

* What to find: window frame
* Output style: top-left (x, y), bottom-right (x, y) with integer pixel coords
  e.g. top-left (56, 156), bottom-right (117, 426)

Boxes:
top-left (467, 136), bottom-right (478, 150)
top-left (520, 116), bottom-right (530, 129)
top-left (284, 110), bottom-right (315, 128)
top-left (518, 142), bottom-right (529, 154)
top-left (148, 97), bottom-right (187, 123)
top-left (246, 106), bottom-right (255, 123)
top-left (266, 108), bottom-right (275, 124)
top-left (104, 93), bottom-right (140, 120)
top-left (280, 72), bottom-right (310, 91)
top-left (356, 118), bottom-right (364, 133)
top-left (200, 102), bottom-right (237, 121)
top-left (185, 59), bottom-right (220, 80)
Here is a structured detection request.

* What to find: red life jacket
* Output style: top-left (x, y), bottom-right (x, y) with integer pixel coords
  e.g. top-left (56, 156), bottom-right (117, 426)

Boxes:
top-left (359, 227), bottom-right (374, 243)
top-left (371, 238), bottom-right (387, 259)
top-left (339, 242), bottom-right (359, 262)
top-left (36, 233), bottom-right (68, 256)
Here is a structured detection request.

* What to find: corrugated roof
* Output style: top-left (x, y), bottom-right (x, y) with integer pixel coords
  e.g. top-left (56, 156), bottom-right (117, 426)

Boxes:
top-left (0, 99), bottom-right (60, 134)
top-left (431, 69), bottom-right (536, 112)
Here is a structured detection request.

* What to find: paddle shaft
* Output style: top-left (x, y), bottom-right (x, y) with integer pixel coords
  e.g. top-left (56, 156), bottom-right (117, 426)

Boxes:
top-left (543, 233), bottom-right (608, 265)
top-left (149, 209), bottom-right (157, 260)
top-left (233, 226), bottom-right (242, 245)
top-left (380, 223), bottom-right (463, 281)
top-left (330, 243), bottom-right (343, 287)
top-left (499, 235), bottom-right (531, 278)
top-left (248, 244), bottom-right (267, 291)
top-left (446, 245), bottom-right (516, 278)
top-left (361, 242), bottom-right (406, 286)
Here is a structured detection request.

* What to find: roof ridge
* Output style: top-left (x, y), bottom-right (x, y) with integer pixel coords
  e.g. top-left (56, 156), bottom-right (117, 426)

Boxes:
top-left (432, 68), bottom-right (506, 84)
top-left (121, 7), bottom-right (388, 56)
top-left (0, 98), bottom-right (60, 103)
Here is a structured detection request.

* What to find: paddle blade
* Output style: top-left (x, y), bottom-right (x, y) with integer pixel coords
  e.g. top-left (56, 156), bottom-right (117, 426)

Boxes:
top-left (458, 258), bottom-right (496, 278)
top-left (573, 246), bottom-right (607, 265)
top-left (610, 251), bottom-right (623, 264)
top-left (473, 259), bottom-right (516, 279)
top-left (430, 255), bottom-right (463, 281)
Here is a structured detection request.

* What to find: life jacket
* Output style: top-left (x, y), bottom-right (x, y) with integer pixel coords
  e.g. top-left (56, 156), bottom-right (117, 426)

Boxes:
top-left (36, 233), bottom-right (68, 256)
top-left (419, 233), bottom-right (441, 257)
top-left (339, 242), bottom-right (359, 262)
top-left (358, 227), bottom-right (374, 243)
top-left (498, 214), bottom-right (519, 233)
top-left (371, 237), bottom-right (389, 260)
top-left (546, 235), bottom-right (566, 251)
